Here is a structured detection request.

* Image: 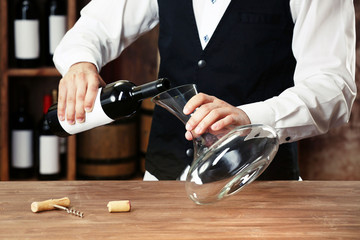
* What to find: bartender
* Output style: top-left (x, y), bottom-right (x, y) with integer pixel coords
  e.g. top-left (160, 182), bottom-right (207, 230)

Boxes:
top-left (53, 0), bottom-right (356, 181)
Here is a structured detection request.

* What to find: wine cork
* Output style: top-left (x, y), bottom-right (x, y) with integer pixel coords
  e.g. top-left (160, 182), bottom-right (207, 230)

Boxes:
top-left (31, 197), bottom-right (71, 213)
top-left (107, 200), bottom-right (131, 213)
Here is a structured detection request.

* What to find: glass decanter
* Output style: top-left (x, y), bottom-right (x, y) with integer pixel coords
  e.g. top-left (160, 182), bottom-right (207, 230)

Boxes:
top-left (152, 84), bottom-right (279, 204)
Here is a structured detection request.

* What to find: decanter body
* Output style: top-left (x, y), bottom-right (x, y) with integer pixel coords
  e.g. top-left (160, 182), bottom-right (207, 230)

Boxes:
top-left (152, 84), bottom-right (279, 204)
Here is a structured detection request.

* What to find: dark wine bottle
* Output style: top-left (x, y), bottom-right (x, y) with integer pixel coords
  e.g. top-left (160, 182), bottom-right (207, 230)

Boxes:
top-left (46, 78), bottom-right (170, 137)
top-left (38, 94), bottom-right (60, 180)
top-left (52, 89), bottom-right (67, 178)
top-left (47, 0), bottom-right (67, 65)
top-left (10, 90), bottom-right (34, 179)
top-left (14, 0), bottom-right (40, 68)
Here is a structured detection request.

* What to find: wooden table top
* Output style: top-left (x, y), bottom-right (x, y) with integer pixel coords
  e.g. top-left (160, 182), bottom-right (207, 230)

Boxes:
top-left (0, 180), bottom-right (359, 239)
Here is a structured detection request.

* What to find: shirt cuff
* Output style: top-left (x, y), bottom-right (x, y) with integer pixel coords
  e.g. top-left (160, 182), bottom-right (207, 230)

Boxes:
top-left (238, 101), bottom-right (295, 144)
top-left (238, 101), bottom-right (275, 128)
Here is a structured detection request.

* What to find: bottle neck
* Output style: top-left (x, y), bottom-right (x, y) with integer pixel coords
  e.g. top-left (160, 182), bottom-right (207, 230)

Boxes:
top-left (49, 0), bottom-right (66, 15)
top-left (18, 0), bottom-right (38, 19)
top-left (132, 78), bottom-right (170, 101)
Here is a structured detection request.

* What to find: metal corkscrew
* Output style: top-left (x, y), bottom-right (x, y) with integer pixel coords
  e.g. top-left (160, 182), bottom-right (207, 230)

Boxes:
top-left (53, 204), bottom-right (84, 218)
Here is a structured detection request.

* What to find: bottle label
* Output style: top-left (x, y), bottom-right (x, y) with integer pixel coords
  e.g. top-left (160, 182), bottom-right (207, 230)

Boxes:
top-left (14, 20), bottom-right (40, 59)
top-left (59, 88), bottom-right (114, 135)
top-left (49, 15), bottom-right (67, 55)
top-left (39, 135), bottom-right (60, 174)
top-left (11, 130), bottom-right (33, 168)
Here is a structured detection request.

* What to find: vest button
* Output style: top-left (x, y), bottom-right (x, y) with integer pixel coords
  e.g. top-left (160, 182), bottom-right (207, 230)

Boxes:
top-left (197, 60), bottom-right (206, 68)
top-left (186, 148), bottom-right (194, 157)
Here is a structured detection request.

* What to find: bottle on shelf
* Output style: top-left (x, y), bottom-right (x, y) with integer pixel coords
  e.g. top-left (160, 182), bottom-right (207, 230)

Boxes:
top-left (37, 94), bottom-right (60, 180)
top-left (52, 89), bottom-right (67, 178)
top-left (10, 89), bottom-right (34, 179)
top-left (59, 133), bottom-right (67, 178)
top-left (14, 0), bottom-right (40, 68)
top-left (46, 78), bottom-right (170, 137)
top-left (47, 0), bottom-right (67, 66)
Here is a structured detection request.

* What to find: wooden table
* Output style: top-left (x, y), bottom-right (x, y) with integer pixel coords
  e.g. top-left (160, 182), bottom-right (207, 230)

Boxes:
top-left (0, 181), bottom-right (359, 239)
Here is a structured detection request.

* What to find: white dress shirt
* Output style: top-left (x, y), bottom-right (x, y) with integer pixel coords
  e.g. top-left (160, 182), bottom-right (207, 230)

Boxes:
top-left (54, 0), bottom-right (356, 178)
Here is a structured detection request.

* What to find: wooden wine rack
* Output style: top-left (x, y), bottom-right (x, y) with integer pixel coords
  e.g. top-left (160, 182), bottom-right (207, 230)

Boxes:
top-left (0, 0), bottom-right (160, 181)
top-left (0, 0), bottom-right (80, 180)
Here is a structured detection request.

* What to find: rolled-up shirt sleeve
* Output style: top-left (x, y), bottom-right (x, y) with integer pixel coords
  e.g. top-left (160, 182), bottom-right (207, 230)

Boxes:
top-left (53, 0), bottom-right (159, 76)
top-left (239, 0), bottom-right (356, 144)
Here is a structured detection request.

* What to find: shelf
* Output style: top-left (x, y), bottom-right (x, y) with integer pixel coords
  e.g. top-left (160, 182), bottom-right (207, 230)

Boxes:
top-left (7, 67), bottom-right (61, 77)
top-left (0, 0), bottom-right (79, 181)
top-left (1, 0), bottom-right (158, 181)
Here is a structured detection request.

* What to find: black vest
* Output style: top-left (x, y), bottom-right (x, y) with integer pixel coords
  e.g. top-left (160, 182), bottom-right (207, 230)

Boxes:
top-left (146, 0), bottom-right (299, 180)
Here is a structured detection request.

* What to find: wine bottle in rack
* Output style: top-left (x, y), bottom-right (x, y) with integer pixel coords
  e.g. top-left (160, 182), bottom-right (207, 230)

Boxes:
top-left (14, 0), bottom-right (40, 68)
top-left (37, 94), bottom-right (60, 180)
top-left (10, 90), bottom-right (34, 179)
top-left (47, 0), bottom-right (67, 66)
top-left (52, 89), bottom-right (67, 178)
top-left (46, 78), bottom-right (170, 137)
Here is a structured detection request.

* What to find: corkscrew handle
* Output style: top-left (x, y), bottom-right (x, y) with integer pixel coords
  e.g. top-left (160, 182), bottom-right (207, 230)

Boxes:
top-left (31, 197), bottom-right (70, 213)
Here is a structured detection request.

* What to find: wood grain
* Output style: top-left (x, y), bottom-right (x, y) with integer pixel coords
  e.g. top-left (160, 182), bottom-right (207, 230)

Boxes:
top-left (7, 68), bottom-right (61, 77)
top-left (0, 181), bottom-right (359, 239)
top-left (0, 0), bottom-right (9, 181)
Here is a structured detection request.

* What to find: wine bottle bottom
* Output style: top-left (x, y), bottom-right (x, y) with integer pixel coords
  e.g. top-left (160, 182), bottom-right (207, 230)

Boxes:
top-left (60, 154), bottom-right (67, 178)
top-left (16, 58), bottom-right (40, 68)
top-left (38, 173), bottom-right (61, 181)
top-left (10, 167), bottom-right (34, 179)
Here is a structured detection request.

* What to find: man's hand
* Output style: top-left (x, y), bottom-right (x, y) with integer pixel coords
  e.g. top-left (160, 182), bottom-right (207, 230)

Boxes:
top-left (183, 93), bottom-right (251, 140)
top-left (57, 62), bottom-right (106, 124)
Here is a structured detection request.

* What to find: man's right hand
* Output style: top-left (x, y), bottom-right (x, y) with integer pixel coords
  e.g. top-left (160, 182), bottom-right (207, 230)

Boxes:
top-left (57, 62), bottom-right (106, 125)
